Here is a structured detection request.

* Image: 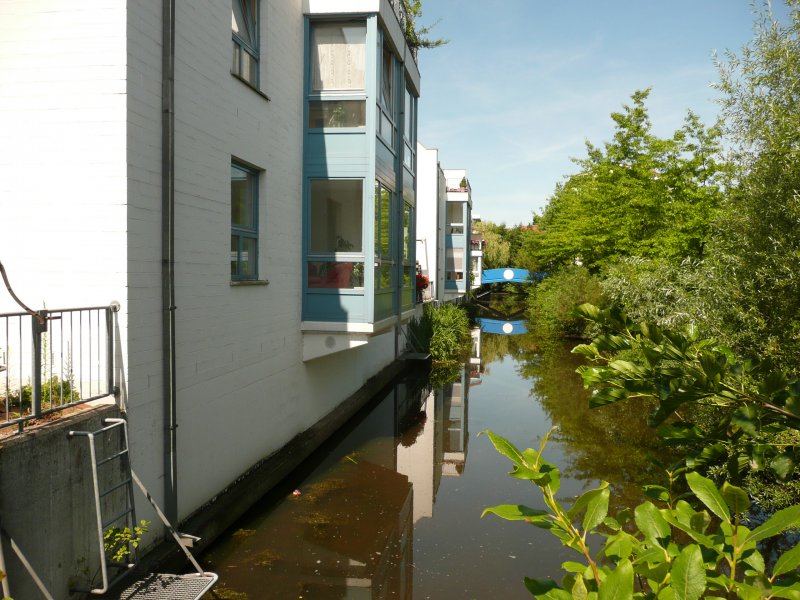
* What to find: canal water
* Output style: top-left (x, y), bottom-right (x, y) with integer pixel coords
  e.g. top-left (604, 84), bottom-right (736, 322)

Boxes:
top-left (202, 306), bottom-right (664, 599)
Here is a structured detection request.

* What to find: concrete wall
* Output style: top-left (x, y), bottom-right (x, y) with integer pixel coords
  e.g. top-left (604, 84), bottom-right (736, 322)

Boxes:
top-left (0, 404), bottom-right (121, 600)
top-left (415, 142), bottom-right (445, 302)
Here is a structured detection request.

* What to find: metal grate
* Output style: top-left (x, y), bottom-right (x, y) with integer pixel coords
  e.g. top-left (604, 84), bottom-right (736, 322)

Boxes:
top-left (112, 573), bottom-right (218, 600)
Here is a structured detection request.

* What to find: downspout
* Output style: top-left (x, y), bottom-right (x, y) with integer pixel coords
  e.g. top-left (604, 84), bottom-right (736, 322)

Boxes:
top-left (161, 0), bottom-right (178, 523)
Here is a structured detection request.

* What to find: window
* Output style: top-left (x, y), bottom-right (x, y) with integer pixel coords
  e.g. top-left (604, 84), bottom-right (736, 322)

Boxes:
top-left (232, 0), bottom-right (259, 86)
top-left (401, 201), bottom-right (414, 305)
top-left (308, 180), bottom-right (364, 289)
top-left (309, 23), bottom-right (367, 129)
top-left (446, 248), bottom-right (465, 281)
top-left (231, 162), bottom-right (259, 280)
top-left (378, 45), bottom-right (395, 144)
top-left (311, 24), bottom-right (366, 91)
top-left (403, 87), bottom-right (416, 169)
top-left (447, 202), bottom-right (464, 234)
top-left (374, 181), bottom-right (393, 290)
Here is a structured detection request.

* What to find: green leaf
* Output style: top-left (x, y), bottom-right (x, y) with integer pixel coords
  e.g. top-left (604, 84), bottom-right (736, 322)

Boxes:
top-left (634, 502), bottom-right (671, 546)
top-left (773, 541), bottom-right (800, 577)
top-left (572, 575), bottom-right (589, 600)
top-left (721, 481), bottom-right (750, 515)
top-left (481, 504), bottom-right (549, 522)
top-left (572, 344), bottom-right (601, 359)
top-left (583, 488), bottom-right (611, 531)
top-left (481, 430), bottom-right (524, 467)
top-left (745, 504), bottom-right (800, 544)
top-left (524, 578), bottom-right (572, 599)
top-left (643, 485), bottom-right (670, 503)
top-left (575, 303), bottom-right (602, 321)
top-left (731, 405), bottom-right (760, 437)
top-left (567, 484), bottom-right (610, 522)
top-left (589, 386), bottom-right (629, 408)
top-left (685, 472), bottom-right (730, 523)
top-left (771, 580), bottom-right (800, 600)
top-left (598, 558), bottom-right (633, 600)
top-left (671, 545), bottom-right (706, 600)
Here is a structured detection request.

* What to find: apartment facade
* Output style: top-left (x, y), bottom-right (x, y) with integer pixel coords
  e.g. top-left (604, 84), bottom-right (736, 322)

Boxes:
top-left (0, 2), bottom-right (419, 594)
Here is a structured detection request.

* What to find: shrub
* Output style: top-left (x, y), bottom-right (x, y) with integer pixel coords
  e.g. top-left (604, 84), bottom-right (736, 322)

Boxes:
top-left (527, 266), bottom-right (604, 340)
top-left (427, 303), bottom-right (471, 364)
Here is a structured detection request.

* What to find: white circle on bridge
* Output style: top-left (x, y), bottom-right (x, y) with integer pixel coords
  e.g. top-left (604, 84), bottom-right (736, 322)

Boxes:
top-left (503, 269), bottom-right (515, 280)
top-left (502, 323), bottom-right (514, 334)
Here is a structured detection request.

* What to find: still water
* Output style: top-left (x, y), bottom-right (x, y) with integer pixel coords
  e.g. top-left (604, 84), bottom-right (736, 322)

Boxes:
top-left (202, 315), bottom-right (663, 599)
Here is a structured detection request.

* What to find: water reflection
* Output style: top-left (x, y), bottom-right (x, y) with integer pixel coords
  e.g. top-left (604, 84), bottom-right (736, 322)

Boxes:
top-left (203, 296), bottom-right (671, 598)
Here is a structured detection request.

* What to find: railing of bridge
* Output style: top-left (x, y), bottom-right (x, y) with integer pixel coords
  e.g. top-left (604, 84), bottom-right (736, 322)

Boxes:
top-left (0, 304), bottom-right (118, 434)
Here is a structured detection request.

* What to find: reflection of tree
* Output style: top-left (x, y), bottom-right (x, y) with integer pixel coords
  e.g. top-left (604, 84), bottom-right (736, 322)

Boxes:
top-left (519, 342), bottom-right (674, 511)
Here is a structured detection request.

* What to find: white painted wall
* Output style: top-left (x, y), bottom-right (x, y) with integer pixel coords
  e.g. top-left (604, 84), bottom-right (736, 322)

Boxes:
top-left (415, 142), bottom-right (445, 302)
top-left (124, 0), bottom-right (400, 518)
top-left (0, 1), bottom-right (129, 313)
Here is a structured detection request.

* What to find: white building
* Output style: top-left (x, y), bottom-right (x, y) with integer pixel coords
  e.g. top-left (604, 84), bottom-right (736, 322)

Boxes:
top-left (0, 1), bottom-right (422, 595)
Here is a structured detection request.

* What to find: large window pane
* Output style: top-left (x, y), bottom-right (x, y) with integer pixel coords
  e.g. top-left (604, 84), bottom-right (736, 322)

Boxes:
top-left (381, 46), bottom-right (394, 115)
top-left (309, 180), bottom-right (363, 253)
top-left (231, 161), bottom-right (259, 280)
top-left (403, 203), bottom-right (411, 262)
top-left (311, 24), bottom-right (366, 92)
top-left (308, 261), bottom-right (363, 289)
top-left (308, 100), bottom-right (365, 128)
top-left (231, 164), bottom-right (256, 229)
top-left (232, 0), bottom-right (258, 86)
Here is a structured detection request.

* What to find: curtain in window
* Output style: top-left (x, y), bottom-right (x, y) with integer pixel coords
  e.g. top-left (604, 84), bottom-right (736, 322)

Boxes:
top-left (312, 25), bottom-right (366, 91)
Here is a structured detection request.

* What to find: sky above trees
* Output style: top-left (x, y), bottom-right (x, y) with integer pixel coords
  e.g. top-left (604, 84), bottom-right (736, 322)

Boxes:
top-left (416, 0), bottom-right (794, 226)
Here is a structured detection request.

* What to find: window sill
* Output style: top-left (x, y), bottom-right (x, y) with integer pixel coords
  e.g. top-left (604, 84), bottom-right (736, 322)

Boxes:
top-left (230, 279), bottom-right (270, 287)
top-left (231, 72), bottom-right (271, 102)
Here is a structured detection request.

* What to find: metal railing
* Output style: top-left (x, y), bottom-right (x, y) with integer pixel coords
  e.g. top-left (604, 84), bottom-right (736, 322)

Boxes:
top-left (0, 304), bottom-right (118, 433)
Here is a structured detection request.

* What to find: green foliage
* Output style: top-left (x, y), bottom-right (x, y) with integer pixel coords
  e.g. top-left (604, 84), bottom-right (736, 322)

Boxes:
top-left (7, 375), bottom-right (80, 408)
top-left (523, 89), bottom-right (725, 273)
top-left (572, 304), bottom-right (800, 482)
top-left (482, 429), bottom-right (800, 599)
top-left (599, 257), bottom-right (718, 331)
top-left (104, 520), bottom-right (149, 564)
top-left (401, 0), bottom-right (447, 51)
top-left (427, 303), bottom-right (471, 364)
top-left (407, 303), bottom-right (471, 386)
top-left (703, 1), bottom-right (800, 373)
top-left (473, 220), bottom-right (511, 269)
top-left (527, 267), bottom-right (604, 340)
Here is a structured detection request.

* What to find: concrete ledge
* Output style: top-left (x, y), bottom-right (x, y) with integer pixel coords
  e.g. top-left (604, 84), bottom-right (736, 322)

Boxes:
top-left (0, 403), bottom-right (122, 600)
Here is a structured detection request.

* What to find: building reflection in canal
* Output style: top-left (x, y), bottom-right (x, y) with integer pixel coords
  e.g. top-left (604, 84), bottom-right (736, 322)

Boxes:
top-left (203, 342), bottom-right (479, 598)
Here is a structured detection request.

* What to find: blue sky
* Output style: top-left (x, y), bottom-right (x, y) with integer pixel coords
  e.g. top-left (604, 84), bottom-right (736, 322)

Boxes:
top-left (416, 1), bottom-right (792, 226)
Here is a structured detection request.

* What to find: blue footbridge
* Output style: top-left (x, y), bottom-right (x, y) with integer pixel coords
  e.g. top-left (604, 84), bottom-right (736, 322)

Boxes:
top-left (480, 268), bottom-right (546, 285)
top-left (476, 318), bottom-right (527, 335)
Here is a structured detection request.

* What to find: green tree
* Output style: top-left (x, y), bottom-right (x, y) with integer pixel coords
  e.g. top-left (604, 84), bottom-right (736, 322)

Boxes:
top-left (703, 0), bottom-right (800, 372)
top-left (473, 220), bottom-right (511, 269)
top-left (523, 90), bottom-right (725, 272)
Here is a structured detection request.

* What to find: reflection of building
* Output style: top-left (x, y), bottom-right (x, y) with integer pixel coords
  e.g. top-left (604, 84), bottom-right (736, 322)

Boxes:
top-left (299, 461), bottom-right (413, 599)
top-left (397, 390), bottom-right (441, 523)
top-left (469, 327), bottom-right (483, 385)
top-left (441, 371), bottom-right (469, 476)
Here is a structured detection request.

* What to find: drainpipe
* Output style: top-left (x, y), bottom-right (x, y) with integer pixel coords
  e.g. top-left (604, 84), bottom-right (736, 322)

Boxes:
top-left (161, 0), bottom-right (178, 523)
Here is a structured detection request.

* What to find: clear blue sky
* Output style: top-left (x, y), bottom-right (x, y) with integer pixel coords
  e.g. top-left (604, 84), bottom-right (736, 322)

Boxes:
top-left (416, 0), bottom-right (792, 226)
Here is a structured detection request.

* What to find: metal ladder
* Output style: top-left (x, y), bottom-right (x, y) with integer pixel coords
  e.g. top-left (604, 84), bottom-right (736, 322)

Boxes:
top-left (69, 418), bottom-right (217, 599)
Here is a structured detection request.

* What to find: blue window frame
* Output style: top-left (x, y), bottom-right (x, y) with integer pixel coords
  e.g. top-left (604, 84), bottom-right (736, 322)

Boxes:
top-left (232, 0), bottom-right (259, 86)
top-left (231, 162), bottom-right (259, 280)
